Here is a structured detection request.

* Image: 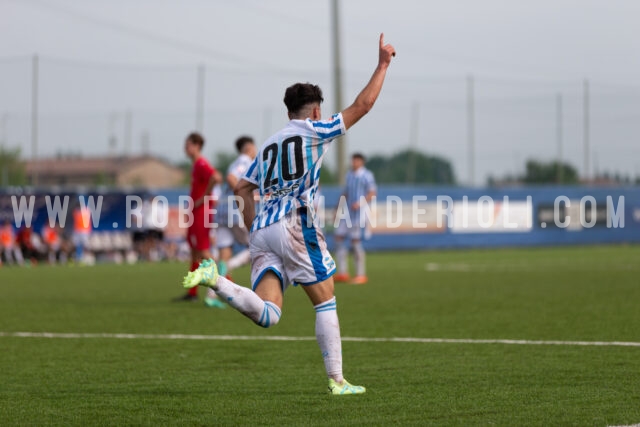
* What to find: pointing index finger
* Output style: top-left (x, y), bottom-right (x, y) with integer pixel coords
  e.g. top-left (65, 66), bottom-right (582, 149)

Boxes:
top-left (379, 33), bottom-right (384, 48)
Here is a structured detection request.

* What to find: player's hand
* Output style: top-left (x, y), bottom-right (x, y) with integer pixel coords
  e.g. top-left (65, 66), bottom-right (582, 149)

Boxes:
top-left (378, 33), bottom-right (396, 68)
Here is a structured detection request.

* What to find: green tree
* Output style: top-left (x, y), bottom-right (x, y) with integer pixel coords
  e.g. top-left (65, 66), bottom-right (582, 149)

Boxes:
top-left (320, 164), bottom-right (338, 185)
top-left (366, 150), bottom-right (456, 184)
top-left (176, 161), bottom-right (192, 186)
top-left (0, 148), bottom-right (27, 186)
top-left (214, 152), bottom-right (236, 175)
top-left (522, 160), bottom-right (579, 184)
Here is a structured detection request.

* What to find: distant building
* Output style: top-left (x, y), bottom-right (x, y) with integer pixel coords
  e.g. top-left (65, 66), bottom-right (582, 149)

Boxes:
top-left (25, 155), bottom-right (185, 188)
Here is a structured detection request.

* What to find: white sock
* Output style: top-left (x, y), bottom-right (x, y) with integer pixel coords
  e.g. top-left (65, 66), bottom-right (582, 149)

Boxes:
top-left (336, 240), bottom-right (348, 274)
top-left (314, 297), bottom-right (343, 382)
top-left (214, 276), bottom-right (281, 328)
top-left (353, 241), bottom-right (365, 277)
top-left (206, 288), bottom-right (218, 300)
top-left (227, 249), bottom-right (251, 271)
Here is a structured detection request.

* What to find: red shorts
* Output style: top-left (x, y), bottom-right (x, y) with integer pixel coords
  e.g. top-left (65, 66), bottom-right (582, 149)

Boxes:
top-left (187, 209), bottom-right (212, 251)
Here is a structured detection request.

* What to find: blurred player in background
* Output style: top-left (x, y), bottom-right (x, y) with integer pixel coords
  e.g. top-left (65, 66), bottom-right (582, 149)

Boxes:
top-left (204, 135), bottom-right (257, 308)
top-left (72, 205), bottom-right (92, 264)
top-left (173, 132), bottom-right (222, 302)
top-left (1, 220), bottom-right (23, 266)
top-left (333, 153), bottom-right (377, 285)
top-left (41, 223), bottom-right (67, 264)
top-left (184, 34), bottom-right (395, 394)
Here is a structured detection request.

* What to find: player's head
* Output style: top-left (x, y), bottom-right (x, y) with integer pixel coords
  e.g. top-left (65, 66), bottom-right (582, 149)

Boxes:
top-left (351, 153), bottom-right (366, 170)
top-left (235, 135), bottom-right (257, 159)
top-left (284, 83), bottom-right (324, 121)
top-left (184, 132), bottom-right (205, 159)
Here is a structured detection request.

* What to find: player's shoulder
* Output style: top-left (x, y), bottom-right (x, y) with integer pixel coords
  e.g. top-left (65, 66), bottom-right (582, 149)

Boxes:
top-left (308, 113), bottom-right (343, 129)
top-left (364, 168), bottom-right (376, 181)
top-left (195, 156), bottom-right (212, 167)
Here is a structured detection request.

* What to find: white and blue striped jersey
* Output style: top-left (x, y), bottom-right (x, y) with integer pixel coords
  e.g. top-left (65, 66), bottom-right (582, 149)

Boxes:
top-left (345, 167), bottom-right (377, 212)
top-left (243, 113), bottom-right (346, 232)
top-left (217, 153), bottom-right (253, 226)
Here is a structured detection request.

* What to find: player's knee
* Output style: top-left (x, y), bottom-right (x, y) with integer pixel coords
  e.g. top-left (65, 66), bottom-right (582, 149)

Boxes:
top-left (256, 301), bottom-right (281, 328)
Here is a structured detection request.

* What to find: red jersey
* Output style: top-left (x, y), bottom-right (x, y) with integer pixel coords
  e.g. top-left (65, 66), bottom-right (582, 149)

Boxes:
top-left (190, 156), bottom-right (215, 212)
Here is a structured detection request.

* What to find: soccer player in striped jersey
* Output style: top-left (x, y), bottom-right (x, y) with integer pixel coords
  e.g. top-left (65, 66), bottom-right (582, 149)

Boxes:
top-left (184, 33), bottom-right (396, 395)
top-left (204, 136), bottom-right (257, 308)
top-left (334, 153), bottom-right (377, 285)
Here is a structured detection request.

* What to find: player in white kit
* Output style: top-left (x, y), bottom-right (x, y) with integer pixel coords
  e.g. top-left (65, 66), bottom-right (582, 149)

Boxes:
top-left (184, 34), bottom-right (396, 395)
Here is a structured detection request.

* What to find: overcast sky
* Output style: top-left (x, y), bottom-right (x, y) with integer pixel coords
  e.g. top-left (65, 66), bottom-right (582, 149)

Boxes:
top-left (1, 0), bottom-right (639, 184)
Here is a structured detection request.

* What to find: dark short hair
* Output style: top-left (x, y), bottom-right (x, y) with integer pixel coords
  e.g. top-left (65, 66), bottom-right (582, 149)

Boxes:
top-left (235, 136), bottom-right (254, 153)
top-left (352, 152), bottom-right (366, 162)
top-left (186, 132), bottom-right (204, 148)
top-left (283, 83), bottom-right (324, 115)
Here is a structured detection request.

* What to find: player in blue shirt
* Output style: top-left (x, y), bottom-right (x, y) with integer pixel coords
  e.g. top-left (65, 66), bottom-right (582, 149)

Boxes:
top-left (334, 153), bottom-right (377, 285)
top-left (184, 33), bottom-right (396, 395)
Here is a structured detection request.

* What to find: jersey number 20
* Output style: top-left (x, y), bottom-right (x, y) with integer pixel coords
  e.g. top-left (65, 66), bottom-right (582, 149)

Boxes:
top-left (263, 136), bottom-right (304, 188)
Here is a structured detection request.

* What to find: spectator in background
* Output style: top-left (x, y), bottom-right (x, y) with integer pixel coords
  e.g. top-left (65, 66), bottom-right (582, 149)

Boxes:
top-left (143, 196), bottom-right (168, 262)
top-left (42, 223), bottom-right (69, 264)
top-left (333, 153), bottom-right (377, 285)
top-left (1, 220), bottom-right (23, 266)
top-left (16, 225), bottom-right (39, 264)
top-left (72, 205), bottom-right (92, 264)
top-left (132, 198), bottom-right (148, 260)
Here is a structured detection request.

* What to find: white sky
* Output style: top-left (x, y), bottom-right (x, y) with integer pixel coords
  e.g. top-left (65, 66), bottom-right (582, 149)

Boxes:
top-left (1, 0), bottom-right (640, 184)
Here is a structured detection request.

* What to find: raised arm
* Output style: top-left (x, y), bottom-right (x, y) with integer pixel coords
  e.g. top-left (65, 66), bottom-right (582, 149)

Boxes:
top-left (341, 33), bottom-right (396, 130)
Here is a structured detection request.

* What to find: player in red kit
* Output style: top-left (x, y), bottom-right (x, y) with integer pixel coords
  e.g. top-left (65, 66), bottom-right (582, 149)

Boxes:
top-left (173, 132), bottom-right (222, 302)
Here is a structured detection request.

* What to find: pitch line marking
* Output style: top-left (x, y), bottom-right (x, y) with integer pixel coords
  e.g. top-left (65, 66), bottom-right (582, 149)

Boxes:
top-left (1, 332), bottom-right (640, 347)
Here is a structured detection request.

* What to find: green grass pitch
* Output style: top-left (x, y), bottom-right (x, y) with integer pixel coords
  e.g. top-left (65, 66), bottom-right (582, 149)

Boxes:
top-left (1, 245), bottom-right (639, 426)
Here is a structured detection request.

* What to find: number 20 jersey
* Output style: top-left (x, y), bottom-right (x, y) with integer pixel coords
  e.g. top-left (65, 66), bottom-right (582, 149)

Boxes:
top-left (243, 113), bottom-right (346, 232)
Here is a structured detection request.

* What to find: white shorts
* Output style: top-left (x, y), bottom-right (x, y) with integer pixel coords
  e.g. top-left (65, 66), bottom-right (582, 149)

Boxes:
top-left (335, 215), bottom-right (365, 240)
top-left (216, 224), bottom-right (249, 249)
top-left (250, 207), bottom-right (336, 291)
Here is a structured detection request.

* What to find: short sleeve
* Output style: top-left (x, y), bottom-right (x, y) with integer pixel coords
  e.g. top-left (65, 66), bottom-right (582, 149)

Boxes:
top-left (366, 171), bottom-right (377, 192)
top-left (242, 158), bottom-right (259, 185)
top-left (309, 113), bottom-right (346, 141)
top-left (229, 158), bottom-right (249, 179)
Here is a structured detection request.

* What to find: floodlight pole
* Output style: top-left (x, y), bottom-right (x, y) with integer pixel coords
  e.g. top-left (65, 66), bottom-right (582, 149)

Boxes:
top-left (31, 54), bottom-right (39, 186)
top-left (124, 110), bottom-right (132, 156)
top-left (196, 63), bottom-right (205, 133)
top-left (0, 113), bottom-right (7, 150)
top-left (466, 74), bottom-right (476, 187)
top-left (407, 101), bottom-right (420, 183)
top-left (583, 79), bottom-right (590, 182)
top-left (556, 93), bottom-right (563, 184)
top-left (331, 0), bottom-right (347, 185)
